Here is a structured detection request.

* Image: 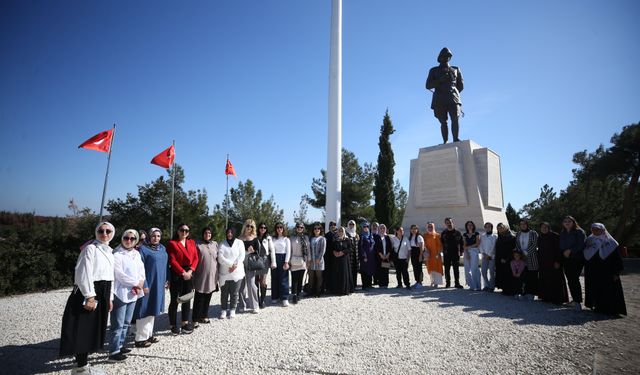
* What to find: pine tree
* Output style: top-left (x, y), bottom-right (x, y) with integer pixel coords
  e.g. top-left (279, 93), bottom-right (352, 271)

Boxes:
top-left (374, 110), bottom-right (396, 227)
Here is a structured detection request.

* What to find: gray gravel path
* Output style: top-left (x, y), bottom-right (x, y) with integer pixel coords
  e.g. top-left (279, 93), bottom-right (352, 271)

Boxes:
top-left (1, 264), bottom-right (638, 375)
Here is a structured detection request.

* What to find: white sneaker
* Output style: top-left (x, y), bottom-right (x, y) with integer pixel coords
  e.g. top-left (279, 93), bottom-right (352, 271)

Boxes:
top-left (574, 302), bottom-right (582, 311)
top-left (219, 310), bottom-right (227, 319)
top-left (229, 309), bottom-right (236, 319)
top-left (250, 308), bottom-right (260, 314)
top-left (282, 300), bottom-right (289, 307)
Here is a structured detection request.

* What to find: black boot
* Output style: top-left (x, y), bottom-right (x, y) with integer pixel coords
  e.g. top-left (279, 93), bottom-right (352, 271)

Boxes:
top-left (440, 122), bottom-right (449, 144)
top-left (259, 285), bottom-right (267, 308)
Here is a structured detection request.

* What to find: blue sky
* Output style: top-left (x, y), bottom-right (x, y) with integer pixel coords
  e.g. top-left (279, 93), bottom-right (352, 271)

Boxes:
top-left (1, 0), bottom-right (638, 224)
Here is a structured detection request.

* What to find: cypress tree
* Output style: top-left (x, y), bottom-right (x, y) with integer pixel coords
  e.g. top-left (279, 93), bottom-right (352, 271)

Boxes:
top-left (374, 110), bottom-right (396, 226)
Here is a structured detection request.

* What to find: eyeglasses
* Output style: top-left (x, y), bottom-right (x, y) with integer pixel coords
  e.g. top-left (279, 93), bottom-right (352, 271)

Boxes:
top-left (123, 236), bottom-right (136, 242)
top-left (179, 228), bottom-right (190, 233)
top-left (97, 229), bottom-right (112, 234)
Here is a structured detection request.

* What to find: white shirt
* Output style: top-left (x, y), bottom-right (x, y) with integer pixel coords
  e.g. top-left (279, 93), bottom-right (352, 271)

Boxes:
top-left (74, 241), bottom-right (114, 300)
top-left (218, 239), bottom-right (246, 283)
top-left (392, 236), bottom-right (411, 259)
top-left (272, 237), bottom-right (291, 263)
top-left (113, 246), bottom-right (146, 303)
top-left (381, 235), bottom-right (388, 255)
top-left (518, 232), bottom-right (530, 255)
top-left (409, 234), bottom-right (424, 248)
top-left (479, 232), bottom-right (498, 257)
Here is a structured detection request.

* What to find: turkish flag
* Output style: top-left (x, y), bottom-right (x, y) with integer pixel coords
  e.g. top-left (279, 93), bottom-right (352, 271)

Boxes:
top-left (225, 159), bottom-right (237, 177)
top-left (78, 129), bottom-right (114, 153)
top-left (151, 145), bottom-right (175, 168)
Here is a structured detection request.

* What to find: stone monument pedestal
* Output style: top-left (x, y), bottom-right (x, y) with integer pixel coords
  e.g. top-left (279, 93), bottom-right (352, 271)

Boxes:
top-left (402, 140), bottom-right (508, 231)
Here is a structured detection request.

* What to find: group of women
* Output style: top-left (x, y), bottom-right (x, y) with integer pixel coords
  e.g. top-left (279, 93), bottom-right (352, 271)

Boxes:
top-left (59, 215), bottom-right (627, 374)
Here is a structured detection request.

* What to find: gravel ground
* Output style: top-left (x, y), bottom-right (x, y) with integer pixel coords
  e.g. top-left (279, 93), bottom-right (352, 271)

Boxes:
top-left (1, 262), bottom-right (638, 375)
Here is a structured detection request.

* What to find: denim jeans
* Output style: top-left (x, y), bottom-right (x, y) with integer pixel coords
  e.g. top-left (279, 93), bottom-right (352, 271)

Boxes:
top-left (481, 255), bottom-right (496, 289)
top-left (109, 296), bottom-right (136, 354)
top-left (465, 248), bottom-right (481, 290)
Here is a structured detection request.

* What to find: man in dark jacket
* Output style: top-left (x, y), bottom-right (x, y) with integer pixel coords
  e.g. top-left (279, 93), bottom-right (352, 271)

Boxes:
top-left (440, 217), bottom-right (464, 288)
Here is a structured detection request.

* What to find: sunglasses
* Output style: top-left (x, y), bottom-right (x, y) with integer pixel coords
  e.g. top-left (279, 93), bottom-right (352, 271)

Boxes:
top-left (259, 226), bottom-right (267, 230)
top-left (179, 228), bottom-right (190, 233)
top-left (314, 227), bottom-right (321, 230)
top-left (97, 229), bottom-right (112, 234)
top-left (276, 226), bottom-right (284, 230)
top-left (296, 226), bottom-right (304, 229)
top-left (123, 236), bottom-right (136, 242)
top-left (246, 224), bottom-right (254, 228)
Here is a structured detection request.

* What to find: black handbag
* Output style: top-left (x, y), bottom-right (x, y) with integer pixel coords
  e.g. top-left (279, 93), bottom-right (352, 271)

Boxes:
top-left (247, 252), bottom-right (268, 271)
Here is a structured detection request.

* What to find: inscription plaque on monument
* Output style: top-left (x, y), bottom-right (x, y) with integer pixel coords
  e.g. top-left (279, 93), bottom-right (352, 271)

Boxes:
top-left (402, 140), bottom-right (508, 231)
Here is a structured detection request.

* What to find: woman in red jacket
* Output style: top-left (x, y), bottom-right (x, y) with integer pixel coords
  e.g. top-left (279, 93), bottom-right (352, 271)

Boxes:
top-left (167, 224), bottom-right (199, 335)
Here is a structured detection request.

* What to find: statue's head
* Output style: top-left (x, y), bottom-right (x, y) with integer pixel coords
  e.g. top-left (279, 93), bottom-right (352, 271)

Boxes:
top-left (437, 47), bottom-right (453, 63)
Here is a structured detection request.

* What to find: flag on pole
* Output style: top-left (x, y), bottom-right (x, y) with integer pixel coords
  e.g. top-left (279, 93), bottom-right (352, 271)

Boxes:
top-left (78, 129), bottom-right (114, 153)
top-left (225, 159), bottom-right (237, 177)
top-left (151, 145), bottom-right (175, 168)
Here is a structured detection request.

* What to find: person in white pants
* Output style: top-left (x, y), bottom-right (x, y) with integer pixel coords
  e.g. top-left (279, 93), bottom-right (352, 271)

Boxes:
top-left (479, 223), bottom-right (497, 292)
top-left (462, 221), bottom-right (481, 291)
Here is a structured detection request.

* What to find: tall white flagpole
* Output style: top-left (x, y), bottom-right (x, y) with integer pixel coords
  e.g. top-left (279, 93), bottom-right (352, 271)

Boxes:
top-left (98, 123), bottom-right (116, 223)
top-left (326, 0), bottom-right (342, 232)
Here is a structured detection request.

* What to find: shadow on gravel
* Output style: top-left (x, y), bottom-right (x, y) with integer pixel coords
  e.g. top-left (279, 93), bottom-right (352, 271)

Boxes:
top-left (0, 338), bottom-right (75, 375)
top-left (391, 287), bottom-right (620, 326)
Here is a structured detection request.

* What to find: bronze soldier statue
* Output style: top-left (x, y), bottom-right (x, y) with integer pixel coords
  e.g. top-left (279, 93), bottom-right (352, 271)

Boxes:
top-left (426, 47), bottom-right (464, 144)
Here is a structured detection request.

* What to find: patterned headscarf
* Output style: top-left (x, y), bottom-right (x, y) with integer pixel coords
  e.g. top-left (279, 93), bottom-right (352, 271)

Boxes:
top-left (584, 223), bottom-right (619, 260)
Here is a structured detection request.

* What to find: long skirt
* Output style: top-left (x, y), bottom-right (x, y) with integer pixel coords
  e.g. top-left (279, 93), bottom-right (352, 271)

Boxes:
top-left (59, 280), bottom-right (111, 357)
top-left (585, 253), bottom-right (627, 315)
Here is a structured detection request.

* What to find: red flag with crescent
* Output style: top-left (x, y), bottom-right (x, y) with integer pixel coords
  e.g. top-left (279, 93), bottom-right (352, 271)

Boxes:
top-left (78, 129), bottom-right (114, 153)
top-left (225, 159), bottom-right (237, 177)
top-left (151, 145), bottom-right (175, 168)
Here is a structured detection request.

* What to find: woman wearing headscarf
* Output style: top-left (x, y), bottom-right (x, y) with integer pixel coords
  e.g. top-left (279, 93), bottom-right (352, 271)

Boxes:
top-left (537, 222), bottom-right (568, 305)
top-left (584, 223), bottom-right (627, 316)
top-left (345, 219), bottom-right (359, 291)
top-left (239, 219), bottom-right (261, 312)
top-left (218, 228), bottom-right (246, 318)
top-left (134, 227), bottom-right (167, 348)
top-left (192, 227), bottom-right (218, 324)
top-left (60, 222), bottom-right (115, 374)
top-left (358, 222), bottom-right (376, 289)
top-left (307, 223), bottom-right (326, 297)
top-left (270, 223), bottom-right (291, 306)
top-left (167, 224), bottom-right (199, 334)
top-left (257, 223), bottom-right (274, 308)
top-left (559, 215), bottom-right (586, 310)
top-left (374, 224), bottom-right (393, 288)
top-left (423, 222), bottom-right (444, 287)
top-left (108, 229), bottom-right (145, 362)
top-left (289, 222), bottom-right (310, 304)
top-left (515, 219), bottom-right (539, 300)
top-left (330, 227), bottom-right (354, 295)
top-left (495, 223), bottom-right (516, 295)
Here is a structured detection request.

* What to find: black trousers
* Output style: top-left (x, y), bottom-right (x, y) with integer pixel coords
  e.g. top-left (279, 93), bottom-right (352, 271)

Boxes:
top-left (394, 258), bottom-right (410, 287)
top-left (377, 264), bottom-right (390, 287)
top-left (308, 270), bottom-right (323, 296)
top-left (291, 270), bottom-right (305, 296)
top-left (410, 247), bottom-right (423, 284)
top-left (564, 257), bottom-right (584, 303)
top-left (168, 273), bottom-right (193, 326)
top-left (192, 291), bottom-right (213, 321)
top-left (523, 270), bottom-right (539, 296)
top-left (361, 272), bottom-right (373, 288)
top-left (443, 253), bottom-right (460, 285)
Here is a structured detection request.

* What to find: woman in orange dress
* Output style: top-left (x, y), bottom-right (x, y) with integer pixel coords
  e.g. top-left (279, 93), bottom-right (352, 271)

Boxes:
top-left (423, 222), bottom-right (444, 287)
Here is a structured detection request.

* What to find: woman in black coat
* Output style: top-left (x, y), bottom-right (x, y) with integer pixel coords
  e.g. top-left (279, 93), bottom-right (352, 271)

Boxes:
top-left (537, 222), bottom-right (569, 305)
top-left (495, 223), bottom-right (516, 294)
top-left (329, 227), bottom-right (354, 295)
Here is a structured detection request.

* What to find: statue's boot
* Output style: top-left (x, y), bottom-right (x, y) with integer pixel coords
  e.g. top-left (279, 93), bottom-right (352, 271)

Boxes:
top-left (452, 117), bottom-right (460, 142)
top-left (440, 122), bottom-right (449, 144)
